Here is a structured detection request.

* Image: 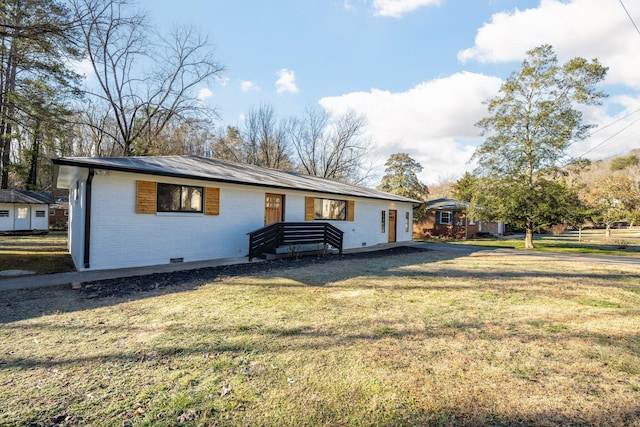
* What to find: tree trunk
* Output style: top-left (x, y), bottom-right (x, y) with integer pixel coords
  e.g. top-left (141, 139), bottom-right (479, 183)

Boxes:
top-left (0, 120), bottom-right (9, 189)
top-left (524, 219), bottom-right (535, 249)
top-left (0, 41), bottom-right (17, 189)
top-left (26, 120), bottom-right (41, 190)
top-left (605, 225), bottom-right (611, 239)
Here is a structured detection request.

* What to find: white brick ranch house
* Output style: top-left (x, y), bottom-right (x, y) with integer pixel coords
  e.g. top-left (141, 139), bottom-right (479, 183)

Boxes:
top-left (52, 156), bottom-right (420, 271)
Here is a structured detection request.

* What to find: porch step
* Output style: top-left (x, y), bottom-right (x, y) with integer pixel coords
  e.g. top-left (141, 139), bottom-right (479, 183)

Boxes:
top-left (263, 243), bottom-right (339, 260)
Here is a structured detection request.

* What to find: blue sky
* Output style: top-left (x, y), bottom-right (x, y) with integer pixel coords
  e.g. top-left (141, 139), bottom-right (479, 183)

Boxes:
top-left (136, 0), bottom-right (640, 185)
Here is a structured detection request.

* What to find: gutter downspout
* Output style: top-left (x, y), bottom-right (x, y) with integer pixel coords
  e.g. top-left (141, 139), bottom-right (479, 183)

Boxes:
top-left (83, 168), bottom-right (95, 269)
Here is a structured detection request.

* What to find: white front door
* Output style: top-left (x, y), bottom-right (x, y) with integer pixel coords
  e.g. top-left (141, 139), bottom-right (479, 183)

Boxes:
top-left (14, 205), bottom-right (31, 230)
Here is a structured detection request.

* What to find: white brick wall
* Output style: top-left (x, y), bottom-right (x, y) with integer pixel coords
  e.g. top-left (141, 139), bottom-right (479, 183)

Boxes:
top-left (67, 169), bottom-right (87, 269)
top-left (71, 170), bottom-right (415, 271)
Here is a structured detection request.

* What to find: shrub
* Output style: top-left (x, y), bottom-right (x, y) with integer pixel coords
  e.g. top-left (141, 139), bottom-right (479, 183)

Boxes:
top-left (613, 240), bottom-right (629, 250)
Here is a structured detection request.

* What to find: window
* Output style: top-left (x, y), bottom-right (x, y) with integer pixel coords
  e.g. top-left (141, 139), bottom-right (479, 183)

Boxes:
top-left (305, 197), bottom-right (354, 221)
top-left (405, 212), bottom-right (410, 232)
top-left (137, 181), bottom-right (219, 215)
top-left (157, 183), bottom-right (203, 213)
top-left (36, 210), bottom-right (45, 218)
top-left (49, 209), bottom-right (55, 216)
top-left (438, 211), bottom-right (452, 224)
top-left (314, 198), bottom-right (346, 220)
top-left (0, 210), bottom-right (8, 217)
top-left (16, 207), bottom-right (28, 219)
top-left (380, 210), bottom-right (386, 233)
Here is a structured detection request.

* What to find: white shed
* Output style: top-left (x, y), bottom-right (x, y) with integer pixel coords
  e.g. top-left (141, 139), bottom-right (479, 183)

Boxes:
top-left (0, 190), bottom-right (53, 233)
top-left (52, 156), bottom-right (420, 272)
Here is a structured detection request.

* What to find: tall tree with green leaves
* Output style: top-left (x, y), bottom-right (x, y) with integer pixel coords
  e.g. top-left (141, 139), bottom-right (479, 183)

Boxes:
top-left (17, 77), bottom-right (75, 189)
top-left (473, 45), bottom-right (608, 248)
top-left (0, 0), bottom-right (82, 188)
top-left (588, 176), bottom-right (640, 237)
top-left (451, 172), bottom-right (479, 202)
top-left (377, 153), bottom-right (429, 221)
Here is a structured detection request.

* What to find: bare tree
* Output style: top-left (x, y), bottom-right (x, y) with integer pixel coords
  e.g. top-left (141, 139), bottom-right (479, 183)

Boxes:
top-left (242, 103), bottom-right (291, 169)
top-left (429, 174), bottom-right (457, 199)
top-left (288, 107), bottom-right (372, 184)
top-left (73, 0), bottom-right (224, 156)
top-left (147, 117), bottom-right (215, 156)
top-left (211, 126), bottom-right (243, 162)
top-left (73, 102), bottom-right (123, 156)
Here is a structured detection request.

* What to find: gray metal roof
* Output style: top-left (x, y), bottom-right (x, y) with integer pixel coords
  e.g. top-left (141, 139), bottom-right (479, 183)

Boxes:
top-left (428, 198), bottom-right (470, 210)
top-left (53, 155), bottom-right (421, 204)
top-left (0, 189), bottom-right (54, 204)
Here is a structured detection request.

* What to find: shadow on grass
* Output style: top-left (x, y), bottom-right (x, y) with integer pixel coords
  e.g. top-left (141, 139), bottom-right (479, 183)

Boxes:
top-left (1, 245), bottom-right (639, 426)
top-left (1, 232), bottom-right (74, 275)
top-left (1, 246), bottom-right (639, 324)
top-left (3, 316), bottom-right (639, 367)
top-left (0, 252), bottom-right (75, 275)
top-left (2, 311), bottom-right (639, 425)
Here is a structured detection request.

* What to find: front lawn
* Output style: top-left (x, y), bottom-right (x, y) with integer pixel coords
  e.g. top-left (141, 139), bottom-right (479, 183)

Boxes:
top-left (1, 249), bottom-right (638, 426)
top-left (0, 231), bottom-right (75, 275)
top-left (420, 228), bottom-right (640, 256)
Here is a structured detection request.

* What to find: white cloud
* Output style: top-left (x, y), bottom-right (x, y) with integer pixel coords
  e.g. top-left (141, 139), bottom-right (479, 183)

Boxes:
top-left (215, 76), bottom-right (230, 86)
top-left (344, 0), bottom-right (355, 12)
top-left (319, 72), bottom-right (503, 184)
top-left (458, 0), bottom-right (640, 88)
top-left (275, 68), bottom-right (299, 94)
top-left (70, 58), bottom-right (95, 82)
top-left (196, 87), bottom-right (213, 101)
top-left (240, 80), bottom-right (259, 92)
top-left (455, 0), bottom-right (640, 163)
top-left (372, 0), bottom-right (441, 18)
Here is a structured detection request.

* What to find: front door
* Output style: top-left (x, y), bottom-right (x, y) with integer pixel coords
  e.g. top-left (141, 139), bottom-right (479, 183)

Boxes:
top-left (388, 209), bottom-right (397, 243)
top-left (14, 205), bottom-right (31, 230)
top-left (265, 193), bottom-right (284, 225)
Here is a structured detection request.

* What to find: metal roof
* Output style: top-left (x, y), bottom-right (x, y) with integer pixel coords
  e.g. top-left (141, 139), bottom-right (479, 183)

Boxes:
top-left (428, 198), bottom-right (470, 210)
top-left (0, 190), bottom-right (54, 204)
top-left (52, 155), bottom-right (421, 204)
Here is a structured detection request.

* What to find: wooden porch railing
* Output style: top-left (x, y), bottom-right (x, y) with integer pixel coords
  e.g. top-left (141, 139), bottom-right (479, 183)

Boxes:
top-left (248, 222), bottom-right (343, 261)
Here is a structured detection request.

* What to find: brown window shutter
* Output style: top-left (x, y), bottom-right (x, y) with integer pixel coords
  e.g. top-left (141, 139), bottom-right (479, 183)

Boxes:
top-left (136, 181), bottom-right (157, 214)
top-left (305, 197), bottom-right (315, 221)
top-left (348, 200), bottom-right (355, 222)
top-left (205, 187), bottom-right (220, 215)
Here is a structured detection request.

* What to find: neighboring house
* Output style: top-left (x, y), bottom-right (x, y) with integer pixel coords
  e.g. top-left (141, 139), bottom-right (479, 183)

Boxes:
top-left (413, 198), bottom-right (504, 239)
top-left (49, 199), bottom-right (69, 230)
top-left (0, 190), bottom-right (54, 233)
top-left (52, 155), bottom-right (420, 271)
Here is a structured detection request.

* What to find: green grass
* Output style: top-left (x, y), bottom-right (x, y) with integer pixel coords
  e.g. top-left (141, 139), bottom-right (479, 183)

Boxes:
top-left (0, 231), bottom-right (75, 274)
top-left (1, 250), bottom-right (639, 426)
top-left (418, 228), bottom-right (640, 256)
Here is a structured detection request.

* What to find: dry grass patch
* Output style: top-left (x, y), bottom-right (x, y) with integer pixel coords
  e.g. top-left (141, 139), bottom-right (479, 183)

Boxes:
top-left (1, 250), bottom-right (639, 426)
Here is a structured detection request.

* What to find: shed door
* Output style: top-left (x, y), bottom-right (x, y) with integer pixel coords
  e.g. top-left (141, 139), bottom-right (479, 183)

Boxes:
top-left (265, 193), bottom-right (284, 226)
top-left (14, 205), bottom-right (31, 230)
top-left (388, 209), bottom-right (397, 243)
